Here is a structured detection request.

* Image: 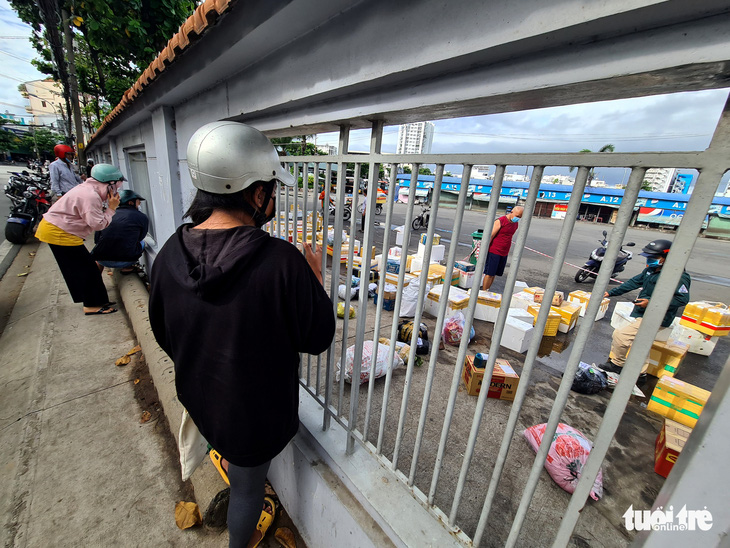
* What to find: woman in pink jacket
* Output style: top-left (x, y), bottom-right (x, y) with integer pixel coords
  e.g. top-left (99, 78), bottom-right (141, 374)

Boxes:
top-left (36, 164), bottom-right (123, 315)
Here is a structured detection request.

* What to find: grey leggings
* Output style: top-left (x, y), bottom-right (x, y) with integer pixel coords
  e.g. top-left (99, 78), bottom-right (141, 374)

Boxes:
top-left (227, 459), bottom-right (272, 548)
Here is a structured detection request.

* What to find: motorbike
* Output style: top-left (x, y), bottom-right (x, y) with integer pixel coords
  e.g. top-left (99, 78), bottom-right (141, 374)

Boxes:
top-left (327, 200), bottom-right (351, 222)
top-left (574, 230), bottom-right (635, 283)
top-left (411, 201), bottom-right (430, 230)
top-left (4, 172), bottom-right (52, 244)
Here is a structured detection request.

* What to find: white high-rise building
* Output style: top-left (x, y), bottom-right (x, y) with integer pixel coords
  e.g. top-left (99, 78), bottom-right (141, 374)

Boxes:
top-left (644, 168), bottom-right (677, 193)
top-left (396, 122), bottom-right (434, 155)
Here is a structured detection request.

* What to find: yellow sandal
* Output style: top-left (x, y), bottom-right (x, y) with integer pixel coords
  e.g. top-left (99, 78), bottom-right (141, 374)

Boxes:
top-left (209, 449), bottom-right (229, 486)
top-left (248, 496), bottom-right (276, 548)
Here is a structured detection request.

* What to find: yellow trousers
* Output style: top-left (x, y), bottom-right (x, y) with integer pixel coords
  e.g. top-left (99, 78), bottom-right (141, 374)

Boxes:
top-left (609, 318), bottom-right (673, 372)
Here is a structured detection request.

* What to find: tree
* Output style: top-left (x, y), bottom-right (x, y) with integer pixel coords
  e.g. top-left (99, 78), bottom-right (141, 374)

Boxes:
top-left (21, 127), bottom-right (64, 158)
top-left (402, 165), bottom-right (412, 174)
top-left (0, 122), bottom-right (21, 158)
top-left (10, 0), bottom-right (196, 130)
top-left (641, 180), bottom-right (654, 191)
top-left (569, 144), bottom-right (615, 184)
top-left (418, 166), bottom-right (433, 175)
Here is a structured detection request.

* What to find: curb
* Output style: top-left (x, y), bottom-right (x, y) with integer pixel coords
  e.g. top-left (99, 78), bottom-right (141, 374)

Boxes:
top-left (113, 270), bottom-right (230, 530)
top-left (0, 240), bottom-right (20, 281)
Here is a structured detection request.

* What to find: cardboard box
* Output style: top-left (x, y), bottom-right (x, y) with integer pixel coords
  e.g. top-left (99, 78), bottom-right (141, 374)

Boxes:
top-left (527, 304), bottom-right (562, 337)
top-left (680, 301), bottom-right (730, 337)
top-left (671, 324), bottom-right (719, 356)
top-left (410, 256), bottom-right (440, 274)
top-left (417, 242), bottom-right (446, 263)
top-left (419, 233), bottom-right (441, 246)
top-left (425, 284), bottom-right (470, 317)
top-left (568, 290), bottom-right (610, 320)
top-left (501, 317), bottom-right (534, 353)
top-left (462, 357), bottom-right (520, 400)
top-left (647, 377), bottom-right (711, 429)
top-left (524, 286), bottom-right (544, 295)
top-left (654, 419), bottom-right (692, 478)
top-left (454, 260), bottom-right (475, 273)
top-left (374, 283), bottom-right (397, 311)
top-left (551, 302), bottom-right (581, 334)
top-left (469, 289), bottom-right (502, 322)
top-left (644, 340), bottom-right (688, 378)
top-left (534, 290), bottom-right (564, 306)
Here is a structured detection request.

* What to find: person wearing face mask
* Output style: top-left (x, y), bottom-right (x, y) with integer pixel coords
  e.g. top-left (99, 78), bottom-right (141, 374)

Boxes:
top-left (481, 205), bottom-right (524, 291)
top-left (36, 163), bottom-right (123, 315)
top-left (602, 239), bottom-right (691, 381)
top-left (49, 144), bottom-right (83, 197)
top-left (149, 121), bottom-right (335, 548)
top-left (91, 189), bottom-right (149, 273)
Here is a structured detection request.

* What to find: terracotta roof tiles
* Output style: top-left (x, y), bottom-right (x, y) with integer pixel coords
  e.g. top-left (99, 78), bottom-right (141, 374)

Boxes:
top-left (89, 0), bottom-right (234, 144)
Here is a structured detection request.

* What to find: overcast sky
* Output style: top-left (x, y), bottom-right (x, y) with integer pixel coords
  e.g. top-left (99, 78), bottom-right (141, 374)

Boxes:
top-left (2, 0), bottom-right (729, 190)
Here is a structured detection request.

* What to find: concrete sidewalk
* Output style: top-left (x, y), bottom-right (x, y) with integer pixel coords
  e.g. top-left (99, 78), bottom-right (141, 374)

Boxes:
top-left (0, 243), bottom-right (226, 547)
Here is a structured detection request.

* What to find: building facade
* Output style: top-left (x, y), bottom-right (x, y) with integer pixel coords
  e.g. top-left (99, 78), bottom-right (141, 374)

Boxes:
top-left (396, 121), bottom-right (434, 154)
top-left (20, 80), bottom-right (65, 131)
top-left (644, 167), bottom-right (677, 192)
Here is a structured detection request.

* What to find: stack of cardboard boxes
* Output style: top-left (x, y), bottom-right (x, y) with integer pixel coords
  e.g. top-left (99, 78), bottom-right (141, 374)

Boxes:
top-left (462, 354), bottom-right (520, 400)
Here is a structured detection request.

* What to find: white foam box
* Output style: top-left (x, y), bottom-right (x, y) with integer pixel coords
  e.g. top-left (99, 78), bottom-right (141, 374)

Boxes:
top-left (508, 307), bottom-right (534, 324)
top-left (425, 284), bottom-right (470, 318)
top-left (671, 324), bottom-right (720, 356)
top-left (610, 301), bottom-right (636, 330)
top-left (417, 242), bottom-right (446, 262)
top-left (552, 302), bottom-right (581, 334)
top-left (514, 280), bottom-right (529, 291)
top-left (500, 317), bottom-right (534, 353)
top-left (458, 270), bottom-right (475, 289)
top-left (454, 260), bottom-right (475, 273)
top-left (510, 291), bottom-right (534, 311)
top-left (468, 289), bottom-right (502, 322)
top-left (410, 255), bottom-right (440, 274)
top-left (394, 225), bottom-right (405, 246)
top-left (388, 246), bottom-right (402, 258)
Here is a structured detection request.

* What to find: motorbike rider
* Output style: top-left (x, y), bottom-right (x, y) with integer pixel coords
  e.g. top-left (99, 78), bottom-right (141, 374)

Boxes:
top-left (92, 189), bottom-right (149, 273)
top-left (49, 144), bottom-right (83, 197)
top-left (602, 239), bottom-right (691, 380)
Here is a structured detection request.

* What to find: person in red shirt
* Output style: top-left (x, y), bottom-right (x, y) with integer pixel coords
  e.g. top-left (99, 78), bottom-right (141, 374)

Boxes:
top-left (482, 206), bottom-right (524, 290)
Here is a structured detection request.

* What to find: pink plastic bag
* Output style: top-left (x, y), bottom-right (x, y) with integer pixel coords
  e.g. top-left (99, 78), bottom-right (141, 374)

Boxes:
top-left (523, 423), bottom-right (604, 501)
top-left (442, 312), bottom-right (466, 345)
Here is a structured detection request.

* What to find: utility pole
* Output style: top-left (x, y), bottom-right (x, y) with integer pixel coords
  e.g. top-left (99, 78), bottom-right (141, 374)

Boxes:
top-left (61, 7), bottom-right (86, 166)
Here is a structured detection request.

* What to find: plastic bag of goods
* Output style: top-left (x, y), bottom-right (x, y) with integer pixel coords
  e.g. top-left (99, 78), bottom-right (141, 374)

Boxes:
top-left (336, 341), bottom-right (405, 384)
top-left (441, 312), bottom-right (475, 346)
top-left (571, 362), bottom-right (608, 395)
top-left (338, 284), bottom-right (359, 300)
top-left (368, 283), bottom-right (378, 298)
top-left (400, 277), bottom-right (422, 318)
top-left (523, 423), bottom-right (604, 500)
top-left (379, 337), bottom-right (422, 367)
top-left (398, 320), bottom-right (431, 355)
top-left (337, 302), bottom-right (355, 318)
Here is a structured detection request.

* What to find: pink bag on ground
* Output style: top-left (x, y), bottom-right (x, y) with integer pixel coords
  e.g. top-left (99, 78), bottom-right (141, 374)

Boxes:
top-left (523, 422), bottom-right (604, 501)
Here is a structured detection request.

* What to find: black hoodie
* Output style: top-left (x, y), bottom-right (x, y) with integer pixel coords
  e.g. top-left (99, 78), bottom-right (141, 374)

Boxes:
top-left (149, 224), bottom-right (335, 466)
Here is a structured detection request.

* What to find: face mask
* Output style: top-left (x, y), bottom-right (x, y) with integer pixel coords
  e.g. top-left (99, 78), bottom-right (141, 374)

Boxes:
top-left (251, 181), bottom-right (277, 228)
top-left (511, 217), bottom-right (520, 223)
top-left (646, 257), bottom-right (661, 268)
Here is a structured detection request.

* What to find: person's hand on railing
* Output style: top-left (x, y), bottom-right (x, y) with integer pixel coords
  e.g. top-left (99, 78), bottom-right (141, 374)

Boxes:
top-left (303, 243), bottom-right (324, 285)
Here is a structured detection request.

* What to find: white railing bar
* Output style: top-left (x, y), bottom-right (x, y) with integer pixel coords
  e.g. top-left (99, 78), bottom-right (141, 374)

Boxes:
top-left (429, 164), bottom-right (505, 505)
top-left (552, 169), bottom-right (729, 546)
top-left (323, 125), bottom-right (350, 432)
top-left (301, 162), bottom-right (313, 384)
top-left (268, 151), bottom-right (714, 170)
top-left (364, 165), bottom-right (400, 442)
top-left (314, 164), bottom-right (328, 397)
top-left (408, 164), bottom-right (473, 486)
top-left (392, 164), bottom-right (445, 469)
top-left (362, 146), bottom-right (395, 444)
top-left (347, 121), bottom-right (384, 455)
top-left (448, 166), bottom-right (544, 524)
top-left (376, 167), bottom-right (421, 454)
top-left (294, 163), bottom-right (304, 379)
top-left (284, 175), bottom-right (291, 243)
top-left (337, 163), bottom-right (362, 417)
top-left (275, 180), bottom-right (281, 240)
top-left (490, 165), bottom-right (590, 545)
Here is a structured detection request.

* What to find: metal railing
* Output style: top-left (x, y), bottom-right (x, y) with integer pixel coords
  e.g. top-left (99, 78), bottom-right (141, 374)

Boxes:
top-left (268, 95), bottom-right (730, 546)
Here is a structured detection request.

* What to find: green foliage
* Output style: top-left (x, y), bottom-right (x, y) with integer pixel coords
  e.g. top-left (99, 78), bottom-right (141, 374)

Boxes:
top-left (418, 167), bottom-right (433, 175)
top-left (402, 166), bottom-right (412, 174)
top-left (21, 127), bottom-right (64, 155)
top-left (641, 180), bottom-right (653, 191)
top-left (0, 128), bottom-right (21, 154)
top-left (569, 144), bottom-right (615, 183)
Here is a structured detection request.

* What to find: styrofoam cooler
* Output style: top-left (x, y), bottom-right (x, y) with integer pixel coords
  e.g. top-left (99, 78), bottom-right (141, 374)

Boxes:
top-left (671, 324), bottom-right (719, 356)
top-left (458, 270), bottom-right (475, 289)
top-left (395, 225), bottom-right (405, 246)
top-left (510, 291), bottom-right (534, 311)
top-left (417, 242), bottom-right (446, 262)
top-left (610, 301), bottom-right (635, 330)
top-left (469, 289), bottom-right (501, 322)
top-left (500, 317), bottom-right (534, 353)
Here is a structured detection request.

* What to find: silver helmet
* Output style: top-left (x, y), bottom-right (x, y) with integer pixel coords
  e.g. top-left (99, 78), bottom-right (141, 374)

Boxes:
top-left (186, 121), bottom-right (295, 194)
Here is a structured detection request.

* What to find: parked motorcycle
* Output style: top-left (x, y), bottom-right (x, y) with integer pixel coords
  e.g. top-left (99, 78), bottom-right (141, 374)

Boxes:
top-left (328, 200), bottom-right (351, 222)
top-left (574, 230), bottom-right (635, 283)
top-left (4, 172), bottom-right (52, 244)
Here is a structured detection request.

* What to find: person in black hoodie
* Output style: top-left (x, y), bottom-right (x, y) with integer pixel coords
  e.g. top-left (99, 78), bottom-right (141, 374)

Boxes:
top-left (149, 122), bottom-right (335, 547)
top-left (91, 189), bottom-right (149, 273)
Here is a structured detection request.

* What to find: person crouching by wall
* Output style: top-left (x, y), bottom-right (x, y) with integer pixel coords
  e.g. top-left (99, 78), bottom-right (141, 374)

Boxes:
top-left (92, 190), bottom-right (149, 274)
top-left (35, 164), bottom-right (123, 316)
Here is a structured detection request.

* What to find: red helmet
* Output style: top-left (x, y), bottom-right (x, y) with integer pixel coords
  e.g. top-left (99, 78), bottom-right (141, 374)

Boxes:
top-left (54, 144), bottom-right (75, 160)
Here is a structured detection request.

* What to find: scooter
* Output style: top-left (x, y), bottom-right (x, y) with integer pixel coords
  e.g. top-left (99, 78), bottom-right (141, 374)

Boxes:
top-left (574, 230), bottom-right (635, 283)
top-left (327, 200), bottom-right (351, 222)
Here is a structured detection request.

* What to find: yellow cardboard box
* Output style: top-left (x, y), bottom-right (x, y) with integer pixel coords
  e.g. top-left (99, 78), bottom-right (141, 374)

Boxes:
top-left (527, 304), bottom-right (561, 337)
top-left (647, 377), bottom-right (710, 428)
top-left (680, 301), bottom-right (730, 337)
top-left (644, 340), bottom-right (688, 378)
top-left (551, 302), bottom-right (581, 333)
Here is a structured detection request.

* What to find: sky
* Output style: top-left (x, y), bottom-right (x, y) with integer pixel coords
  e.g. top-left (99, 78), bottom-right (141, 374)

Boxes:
top-left (1, 0), bottom-right (728, 191)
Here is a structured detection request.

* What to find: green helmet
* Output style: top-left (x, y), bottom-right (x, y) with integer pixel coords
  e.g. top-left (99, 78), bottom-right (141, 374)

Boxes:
top-left (91, 163), bottom-right (125, 183)
top-left (118, 189), bottom-right (145, 204)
